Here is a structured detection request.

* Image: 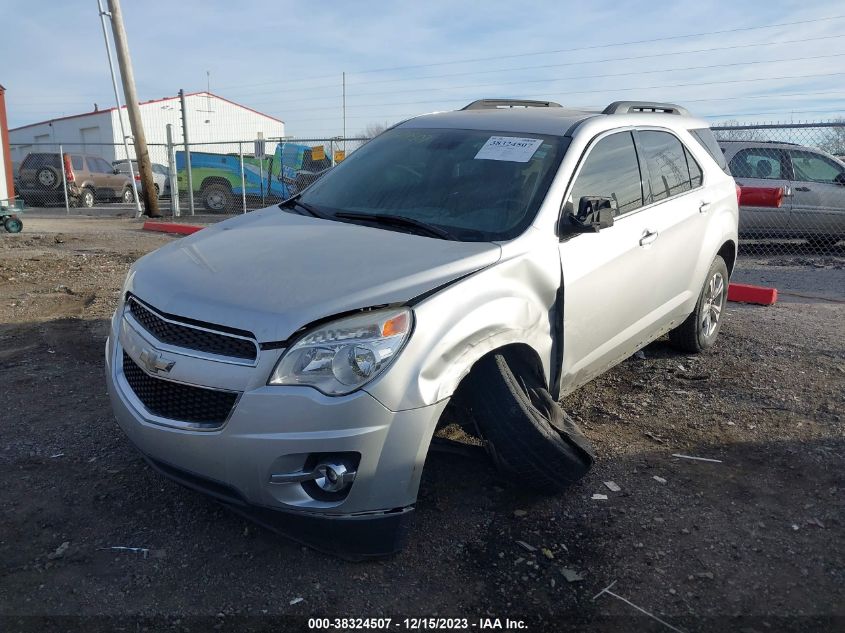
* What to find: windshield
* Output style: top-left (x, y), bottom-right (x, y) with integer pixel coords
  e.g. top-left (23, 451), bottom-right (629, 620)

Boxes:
top-left (297, 127), bottom-right (568, 241)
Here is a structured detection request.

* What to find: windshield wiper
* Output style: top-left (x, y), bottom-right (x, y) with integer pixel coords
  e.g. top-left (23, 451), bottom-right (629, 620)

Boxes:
top-left (278, 197), bottom-right (328, 219)
top-left (333, 212), bottom-right (457, 240)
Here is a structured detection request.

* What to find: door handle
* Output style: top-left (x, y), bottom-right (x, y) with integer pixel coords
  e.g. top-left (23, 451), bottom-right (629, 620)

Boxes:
top-left (699, 200), bottom-right (711, 213)
top-left (639, 230), bottom-right (659, 246)
top-left (794, 186), bottom-right (811, 192)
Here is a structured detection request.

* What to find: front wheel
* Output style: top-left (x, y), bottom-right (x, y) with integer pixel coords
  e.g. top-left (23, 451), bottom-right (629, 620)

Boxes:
top-left (463, 351), bottom-right (595, 493)
top-left (669, 255), bottom-right (729, 353)
top-left (122, 187), bottom-right (135, 203)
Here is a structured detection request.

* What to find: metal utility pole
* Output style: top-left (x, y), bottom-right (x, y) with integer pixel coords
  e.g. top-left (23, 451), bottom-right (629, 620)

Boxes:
top-left (179, 89), bottom-right (195, 215)
top-left (105, 0), bottom-right (160, 217)
top-left (96, 0), bottom-right (140, 215)
top-left (165, 124), bottom-right (180, 217)
top-left (342, 72), bottom-right (346, 153)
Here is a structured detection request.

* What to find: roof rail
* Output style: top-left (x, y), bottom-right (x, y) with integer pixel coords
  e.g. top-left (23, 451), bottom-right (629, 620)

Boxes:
top-left (462, 99), bottom-right (563, 110)
top-left (603, 101), bottom-right (690, 116)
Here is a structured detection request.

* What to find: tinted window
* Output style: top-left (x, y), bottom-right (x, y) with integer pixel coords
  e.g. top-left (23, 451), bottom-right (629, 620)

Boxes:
top-left (685, 147), bottom-right (703, 188)
top-left (71, 155), bottom-right (83, 170)
top-left (568, 132), bottom-right (643, 216)
top-left (690, 128), bottom-right (728, 172)
top-left (299, 128), bottom-right (568, 241)
top-left (639, 130), bottom-right (691, 202)
top-left (89, 157), bottom-right (110, 173)
top-left (788, 150), bottom-right (844, 183)
top-left (728, 148), bottom-right (785, 180)
top-left (22, 153), bottom-right (60, 169)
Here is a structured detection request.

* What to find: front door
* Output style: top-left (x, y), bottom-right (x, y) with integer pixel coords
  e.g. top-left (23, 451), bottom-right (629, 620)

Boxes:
top-left (785, 148), bottom-right (845, 238)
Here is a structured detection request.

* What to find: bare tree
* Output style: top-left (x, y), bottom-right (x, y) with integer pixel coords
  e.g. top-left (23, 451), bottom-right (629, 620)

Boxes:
top-left (818, 118), bottom-right (845, 156)
top-left (361, 122), bottom-right (390, 139)
top-left (710, 120), bottom-right (766, 142)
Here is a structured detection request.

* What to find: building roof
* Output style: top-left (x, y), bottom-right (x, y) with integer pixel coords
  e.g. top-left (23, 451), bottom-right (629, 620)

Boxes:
top-left (9, 91), bottom-right (284, 131)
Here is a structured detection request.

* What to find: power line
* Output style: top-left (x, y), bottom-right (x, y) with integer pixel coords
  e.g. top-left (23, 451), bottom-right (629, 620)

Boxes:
top-left (233, 71), bottom-right (845, 114)
top-left (213, 14), bottom-right (845, 91)
top-left (235, 52), bottom-right (845, 108)
top-left (223, 33), bottom-right (845, 98)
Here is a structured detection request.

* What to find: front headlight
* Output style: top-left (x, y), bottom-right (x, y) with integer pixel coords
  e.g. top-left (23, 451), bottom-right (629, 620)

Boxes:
top-left (268, 308), bottom-right (413, 395)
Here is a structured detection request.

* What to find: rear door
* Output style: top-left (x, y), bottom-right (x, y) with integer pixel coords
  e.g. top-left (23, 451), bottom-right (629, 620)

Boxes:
top-left (726, 146), bottom-right (792, 236)
top-left (785, 149), bottom-right (845, 238)
top-left (634, 129), bottom-right (711, 318)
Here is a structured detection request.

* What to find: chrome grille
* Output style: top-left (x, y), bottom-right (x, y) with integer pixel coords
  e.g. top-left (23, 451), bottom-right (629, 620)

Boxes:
top-left (127, 296), bottom-right (257, 361)
top-left (122, 352), bottom-right (238, 427)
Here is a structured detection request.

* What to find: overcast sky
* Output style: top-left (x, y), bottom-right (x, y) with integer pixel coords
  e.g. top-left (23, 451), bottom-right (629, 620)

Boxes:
top-left (1, 0), bottom-right (843, 137)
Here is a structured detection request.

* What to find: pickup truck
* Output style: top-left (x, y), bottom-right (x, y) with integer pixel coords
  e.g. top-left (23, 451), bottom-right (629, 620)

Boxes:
top-left (176, 143), bottom-right (333, 211)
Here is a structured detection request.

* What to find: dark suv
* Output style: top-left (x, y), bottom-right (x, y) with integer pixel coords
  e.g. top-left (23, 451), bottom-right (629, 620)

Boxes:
top-left (17, 152), bottom-right (134, 208)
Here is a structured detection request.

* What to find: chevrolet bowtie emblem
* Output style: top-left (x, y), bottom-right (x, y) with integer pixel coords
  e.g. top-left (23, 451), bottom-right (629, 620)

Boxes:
top-left (139, 348), bottom-right (176, 374)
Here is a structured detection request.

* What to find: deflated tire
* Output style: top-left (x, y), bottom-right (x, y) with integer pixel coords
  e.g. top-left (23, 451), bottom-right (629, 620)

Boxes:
top-left (464, 351), bottom-right (594, 493)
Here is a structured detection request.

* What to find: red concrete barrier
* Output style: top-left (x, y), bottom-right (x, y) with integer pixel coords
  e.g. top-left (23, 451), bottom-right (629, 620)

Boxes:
top-left (142, 221), bottom-right (203, 235)
top-left (727, 283), bottom-right (778, 305)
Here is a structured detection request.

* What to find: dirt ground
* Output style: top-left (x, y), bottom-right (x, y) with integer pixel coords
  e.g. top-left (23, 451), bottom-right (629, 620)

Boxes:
top-left (1, 217), bottom-right (843, 632)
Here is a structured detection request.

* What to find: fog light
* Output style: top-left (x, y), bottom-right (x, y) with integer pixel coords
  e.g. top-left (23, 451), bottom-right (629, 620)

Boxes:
top-left (314, 462), bottom-right (356, 492)
top-left (269, 452), bottom-right (360, 502)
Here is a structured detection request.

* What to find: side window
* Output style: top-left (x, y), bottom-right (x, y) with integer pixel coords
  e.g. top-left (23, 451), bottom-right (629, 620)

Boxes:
top-left (71, 155), bottom-right (83, 170)
top-left (690, 128), bottom-right (729, 172)
top-left (685, 147), bottom-right (703, 188)
top-left (568, 131), bottom-right (643, 217)
top-left (638, 130), bottom-right (691, 202)
top-left (728, 148), bottom-right (784, 180)
top-left (788, 150), bottom-right (844, 183)
top-left (85, 157), bottom-right (101, 173)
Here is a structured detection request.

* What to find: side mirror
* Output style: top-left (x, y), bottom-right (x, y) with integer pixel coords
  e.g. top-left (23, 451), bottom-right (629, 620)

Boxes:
top-left (561, 196), bottom-right (616, 234)
top-left (113, 168), bottom-right (121, 174)
top-left (834, 172), bottom-right (845, 186)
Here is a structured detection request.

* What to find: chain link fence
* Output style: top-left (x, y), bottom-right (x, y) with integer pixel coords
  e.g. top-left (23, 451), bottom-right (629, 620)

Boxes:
top-left (9, 121), bottom-right (844, 264)
top-left (8, 137), bottom-right (369, 216)
top-left (711, 122), bottom-right (845, 258)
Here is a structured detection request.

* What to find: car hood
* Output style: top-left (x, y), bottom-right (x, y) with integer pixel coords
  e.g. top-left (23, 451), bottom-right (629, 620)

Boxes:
top-left (128, 207), bottom-right (502, 343)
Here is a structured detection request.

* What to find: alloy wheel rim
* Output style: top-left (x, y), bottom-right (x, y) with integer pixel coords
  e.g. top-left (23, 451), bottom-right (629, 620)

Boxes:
top-left (701, 272), bottom-right (725, 337)
top-left (39, 171), bottom-right (56, 186)
top-left (208, 192), bottom-right (225, 209)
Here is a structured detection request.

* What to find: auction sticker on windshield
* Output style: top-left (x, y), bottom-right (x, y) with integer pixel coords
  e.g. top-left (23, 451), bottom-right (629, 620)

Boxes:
top-left (474, 136), bottom-right (544, 162)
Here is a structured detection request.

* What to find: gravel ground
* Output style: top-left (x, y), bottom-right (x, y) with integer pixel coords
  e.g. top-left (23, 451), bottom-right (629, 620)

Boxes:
top-left (1, 217), bottom-right (843, 632)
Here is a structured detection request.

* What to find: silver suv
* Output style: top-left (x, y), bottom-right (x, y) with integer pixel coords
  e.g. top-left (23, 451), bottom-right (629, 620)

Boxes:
top-left (720, 140), bottom-right (845, 245)
top-left (106, 99), bottom-right (739, 558)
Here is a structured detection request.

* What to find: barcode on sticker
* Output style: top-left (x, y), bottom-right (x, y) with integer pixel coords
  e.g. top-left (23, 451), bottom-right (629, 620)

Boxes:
top-left (475, 136), bottom-right (544, 162)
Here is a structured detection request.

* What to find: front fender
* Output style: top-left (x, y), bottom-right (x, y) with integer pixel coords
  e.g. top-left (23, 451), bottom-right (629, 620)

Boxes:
top-left (366, 233), bottom-right (561, 411)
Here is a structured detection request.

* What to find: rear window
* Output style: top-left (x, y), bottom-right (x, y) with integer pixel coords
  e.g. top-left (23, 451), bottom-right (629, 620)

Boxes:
top-left (71, 155), bottom-right (83, 170)
top-left (21, 153), bottom-right (60, 169)
top-left (690, 128), bottom-right (729, 173)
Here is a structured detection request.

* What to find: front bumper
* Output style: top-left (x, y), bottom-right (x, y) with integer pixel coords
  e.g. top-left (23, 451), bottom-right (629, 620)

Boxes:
top-left (105, 308), bottom-right (446, 557)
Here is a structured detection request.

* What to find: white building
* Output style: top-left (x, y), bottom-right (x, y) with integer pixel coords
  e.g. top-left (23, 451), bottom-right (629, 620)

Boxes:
top-left (8, 92), bottom-right (285, 164)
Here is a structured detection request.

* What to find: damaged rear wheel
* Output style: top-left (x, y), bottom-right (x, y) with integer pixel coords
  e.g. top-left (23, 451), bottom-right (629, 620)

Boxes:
top-left (464, 351), bottom-right (594, 493)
